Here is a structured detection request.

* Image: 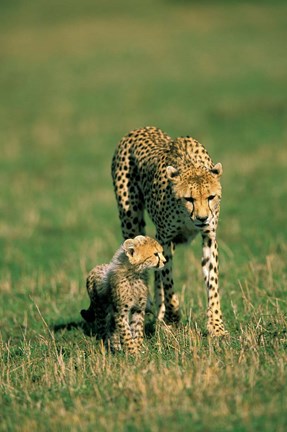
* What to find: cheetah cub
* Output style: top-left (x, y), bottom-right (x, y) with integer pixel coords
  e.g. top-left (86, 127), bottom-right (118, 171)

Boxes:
top-left (81, 235), bottom-right (166, 354)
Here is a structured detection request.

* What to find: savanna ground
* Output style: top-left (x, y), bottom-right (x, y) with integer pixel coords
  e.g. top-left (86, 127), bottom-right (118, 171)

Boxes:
top-left (0, 1), bottom-right (287, 431)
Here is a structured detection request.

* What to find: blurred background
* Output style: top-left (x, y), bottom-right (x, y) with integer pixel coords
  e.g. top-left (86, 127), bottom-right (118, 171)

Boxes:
top-left (0, 0), bottom-right (286, 316)
top-left (1, 2), bottom-right (287, 429)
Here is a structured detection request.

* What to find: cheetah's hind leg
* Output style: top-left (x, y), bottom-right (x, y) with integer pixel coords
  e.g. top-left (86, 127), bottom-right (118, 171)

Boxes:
top-left (112, 154), bottom-right (146, 239)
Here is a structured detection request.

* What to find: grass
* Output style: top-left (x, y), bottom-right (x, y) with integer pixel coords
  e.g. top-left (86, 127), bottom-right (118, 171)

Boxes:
top-left (0, 0), bottom-right (287, 430)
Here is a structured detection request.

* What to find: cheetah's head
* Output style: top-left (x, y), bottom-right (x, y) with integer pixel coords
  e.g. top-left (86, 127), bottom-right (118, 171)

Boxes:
top-left (166, 163), bottom-right (223, 228)
top-left (122, 235), bottom-right (166, 272)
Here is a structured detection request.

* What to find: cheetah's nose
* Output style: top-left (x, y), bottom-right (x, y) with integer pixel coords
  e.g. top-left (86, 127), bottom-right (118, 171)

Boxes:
top-left (196, 216), bottom-right (208, 223)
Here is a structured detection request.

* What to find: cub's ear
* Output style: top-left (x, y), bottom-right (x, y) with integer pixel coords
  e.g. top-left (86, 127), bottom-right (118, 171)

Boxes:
top-left (134, 235), bottom-right (146, 245)
top-left (166, 165), bottom-right (180, 181)
top-left (211, 162), bottom-right (223, 177)
top-left (123, 239), bottom-right (135, 257)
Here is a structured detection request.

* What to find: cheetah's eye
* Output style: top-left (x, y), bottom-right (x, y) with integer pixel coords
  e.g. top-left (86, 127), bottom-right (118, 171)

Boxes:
top-left (208, 195), bottom-right (216, 201)
top-left (184, 197), bottom-right (195, 203)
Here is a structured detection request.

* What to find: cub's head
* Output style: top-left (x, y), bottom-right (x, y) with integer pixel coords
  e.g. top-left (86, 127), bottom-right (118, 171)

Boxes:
top-left (166, 163), bottom-right (223, 228)
top-left (123, 235), bottom-right (166, 272)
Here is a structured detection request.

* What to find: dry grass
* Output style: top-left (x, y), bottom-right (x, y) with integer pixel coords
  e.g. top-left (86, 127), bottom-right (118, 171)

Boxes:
top-left (1, 250), bottom-right (286, 431)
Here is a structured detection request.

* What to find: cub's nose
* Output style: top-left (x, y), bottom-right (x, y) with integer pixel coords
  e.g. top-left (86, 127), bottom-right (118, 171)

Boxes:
top-left (155, 252), bottom-right (166, 263)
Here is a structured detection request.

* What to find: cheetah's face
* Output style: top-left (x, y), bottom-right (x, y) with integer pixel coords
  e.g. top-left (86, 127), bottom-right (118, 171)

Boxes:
top-left (167, 163), bottom-right (222, 228)
top-left (123, 236), bottom-right (166, 272)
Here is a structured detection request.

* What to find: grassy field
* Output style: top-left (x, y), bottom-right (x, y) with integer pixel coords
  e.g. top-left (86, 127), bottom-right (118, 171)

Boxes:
top-left (1, 1), bottom-right (287, 431)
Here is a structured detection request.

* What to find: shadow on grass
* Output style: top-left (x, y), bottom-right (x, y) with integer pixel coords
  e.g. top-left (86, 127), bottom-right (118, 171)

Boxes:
top-left (51, 314), bottom-right (156, 339)
top-left (52, 320), bottom-right (97, 337)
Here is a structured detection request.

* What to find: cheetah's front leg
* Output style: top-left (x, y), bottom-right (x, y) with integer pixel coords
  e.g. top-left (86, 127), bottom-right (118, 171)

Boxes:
top-left (155, 271), bottom-right (165, 320)
top-left (202, 235), bottom-right (227, 336)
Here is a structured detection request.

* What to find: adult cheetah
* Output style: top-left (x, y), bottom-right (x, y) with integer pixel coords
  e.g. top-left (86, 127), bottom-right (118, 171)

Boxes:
top-left (111, 126), bottom-right (227, 336)
top-left (81, 235), bottom-right (166, 353)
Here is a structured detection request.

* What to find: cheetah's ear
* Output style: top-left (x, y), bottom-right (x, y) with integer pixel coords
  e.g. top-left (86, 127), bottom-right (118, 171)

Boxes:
top-left (123, 239), bottom-right (135, 258)
top-left (210, 163), bottom-right (223, 177)
top-left (166, 166), bottom-right (180, 181)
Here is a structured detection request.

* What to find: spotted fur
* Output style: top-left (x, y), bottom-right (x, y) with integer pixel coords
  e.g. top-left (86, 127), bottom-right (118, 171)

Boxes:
top-left (81, 235), bottom-right (166, 353)
top-left (111, 126), bottom-right (227, 336)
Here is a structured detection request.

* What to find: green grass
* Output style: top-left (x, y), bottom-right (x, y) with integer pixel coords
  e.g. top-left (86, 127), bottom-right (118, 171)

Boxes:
top-left (1, 1), bottom-right (287, 431)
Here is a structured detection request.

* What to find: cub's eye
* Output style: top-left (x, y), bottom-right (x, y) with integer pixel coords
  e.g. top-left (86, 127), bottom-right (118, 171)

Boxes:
top-left (208, 195), bottom-right (216, 201)
top-left (184, 197), bottom-right (195, 203)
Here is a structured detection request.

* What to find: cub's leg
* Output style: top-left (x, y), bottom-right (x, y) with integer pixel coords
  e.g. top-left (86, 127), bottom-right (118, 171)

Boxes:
top-left (130, 310), bottom-right (145, 351)
top-left (81, 265), bottom-right (108, 340)
top-left (130, 297), bottom-right (147, 351)
top-left (108, 331), bottom-right (121, 353)
top-left (155, 242), bottom-right (180, 324)
top-left (114, 310), bottom-right (137, 354)
top-left (202, 234), bottom-right (227, 336)
top-left (81, 268), bottom-right (97, 322)
top-left (106, 310), bottom-right (121, 352)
